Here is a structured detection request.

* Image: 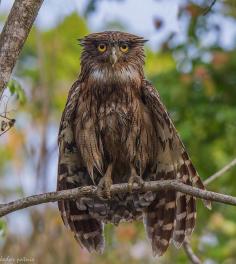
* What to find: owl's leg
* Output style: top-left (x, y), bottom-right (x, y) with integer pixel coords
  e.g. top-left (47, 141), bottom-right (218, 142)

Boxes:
top-left (97, 163), bottom-right (113, 200)
top-left (128, 165), bottom-right (144, 192)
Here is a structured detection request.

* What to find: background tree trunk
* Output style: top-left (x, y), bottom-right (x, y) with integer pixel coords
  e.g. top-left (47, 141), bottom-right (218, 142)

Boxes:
top-left (0, 0), bottom-right (44, 96)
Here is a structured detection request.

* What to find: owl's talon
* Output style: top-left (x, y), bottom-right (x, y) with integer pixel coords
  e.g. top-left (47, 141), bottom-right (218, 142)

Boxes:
top-left (97, 178), bottom-right (112, 200)
top-left (97, 164), bottom-right (113, 200)
top-left (128, 175), bottom-right (144, 193)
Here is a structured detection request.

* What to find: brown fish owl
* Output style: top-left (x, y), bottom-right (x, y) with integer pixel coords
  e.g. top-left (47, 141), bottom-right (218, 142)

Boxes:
top-left (57, 31), bottom-right (210, 256)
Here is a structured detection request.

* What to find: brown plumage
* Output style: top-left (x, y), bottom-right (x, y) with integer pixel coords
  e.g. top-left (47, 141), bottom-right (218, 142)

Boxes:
top-left (57, 31), bottom-right (210, 256)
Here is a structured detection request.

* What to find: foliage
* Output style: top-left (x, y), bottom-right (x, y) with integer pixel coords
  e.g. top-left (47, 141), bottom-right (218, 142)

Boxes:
top-left (0, 219), bottom-right (6, 238)
top-left (7, 79), bottom-right (26, 105)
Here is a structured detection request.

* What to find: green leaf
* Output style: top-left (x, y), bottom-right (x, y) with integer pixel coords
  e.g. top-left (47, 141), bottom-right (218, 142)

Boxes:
top-left (8, 79), bottom-right (16, 94)
top-left (0, 219), bottom-right (7, 237)
top-left (7, 79), bottom-right (27, 105)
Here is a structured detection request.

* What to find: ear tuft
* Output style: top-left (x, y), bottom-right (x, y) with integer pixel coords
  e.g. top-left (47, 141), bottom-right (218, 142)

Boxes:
top-left (133, 37), bottom-right (149, 45)
top-left (77, 38), bottom-right (85, 46)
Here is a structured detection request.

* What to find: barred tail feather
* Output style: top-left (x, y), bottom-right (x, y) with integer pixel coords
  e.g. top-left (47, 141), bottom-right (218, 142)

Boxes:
top-left (173, 160), bottom-right (196, 247)
top-left (156, 191), bottom-right (176, 255)
top-left (144, 193), bottom-right (176, 256)
top-left (173, 192), bottom-right (187, 248)
top-left (145, 171), bottom-right (176, 256)
top-left (144, 193), bottom-right (165, 256)
top-left (185, 195), bottom-right (196, 237)
top-left (59, 195), bottom-right (105, 253)
top-left (57, 165), bottom-right (105, 253)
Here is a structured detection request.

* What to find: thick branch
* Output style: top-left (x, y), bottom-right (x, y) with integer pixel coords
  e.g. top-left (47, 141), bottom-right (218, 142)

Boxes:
top-left (1, 180), bottom-right (236, 218)
top-left (0, 0), bottom-right (44, 94)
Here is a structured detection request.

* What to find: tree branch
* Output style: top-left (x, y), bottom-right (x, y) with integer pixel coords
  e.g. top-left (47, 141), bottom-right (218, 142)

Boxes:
top-left (203, 0), bottom-right (217, 15)
top-left (183, 241), bottom-right (201, 264)
top-left (204, 157), bottom-right (236, 185)
top-left (0, 0), bottom-right (44, 95)
top-left (1, 180), bottom-right (236, 218)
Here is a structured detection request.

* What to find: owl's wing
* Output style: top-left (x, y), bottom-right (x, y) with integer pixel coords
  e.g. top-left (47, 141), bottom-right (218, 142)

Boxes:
top-left (142, 80), bottom-right (211, 256)
top-left (57, 80), bottom-right (104, 253)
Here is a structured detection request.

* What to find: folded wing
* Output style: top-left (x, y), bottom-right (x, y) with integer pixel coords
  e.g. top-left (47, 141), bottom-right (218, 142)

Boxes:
top-left (142, 80), bottom-right (211, 256)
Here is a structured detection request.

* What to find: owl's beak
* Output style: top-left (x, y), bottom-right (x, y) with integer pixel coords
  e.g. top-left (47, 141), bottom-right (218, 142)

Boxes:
top-left (110, 47), bottom-right (118, 67)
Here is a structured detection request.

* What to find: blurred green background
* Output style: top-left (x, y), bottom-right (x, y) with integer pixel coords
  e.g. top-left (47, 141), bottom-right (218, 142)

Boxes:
top-left (1, 0), bottom-right (236, 263)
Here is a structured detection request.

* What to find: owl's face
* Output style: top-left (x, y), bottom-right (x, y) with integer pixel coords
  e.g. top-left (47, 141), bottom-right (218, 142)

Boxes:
top-left (79, 31), bottom-right (147, 84)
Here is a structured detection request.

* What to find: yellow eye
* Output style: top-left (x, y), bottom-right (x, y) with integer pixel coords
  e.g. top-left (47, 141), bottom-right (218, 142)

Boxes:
top-left (120, 43), bottom-right (129, 53)
top-left (97, 43), bottom-right (107, 53)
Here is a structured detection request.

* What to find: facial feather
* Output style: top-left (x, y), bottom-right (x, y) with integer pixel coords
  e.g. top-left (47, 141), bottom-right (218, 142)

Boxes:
top-left (89, 65), bottom-right (141, 86)
top-left (79, 31), bottom-right (146, 83)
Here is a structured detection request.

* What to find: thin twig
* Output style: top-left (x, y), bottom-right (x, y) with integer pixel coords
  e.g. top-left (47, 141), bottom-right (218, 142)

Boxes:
top-left (0, 114), bottom-right (12, 121)
top-left (203, 0), bottom-right (217, 15)
top-left (183, 241), bottom-right (201, 264)
top-left (1, 180), bottom-right (236, 218)
top-left (204, 158), bottom-right (236, 186)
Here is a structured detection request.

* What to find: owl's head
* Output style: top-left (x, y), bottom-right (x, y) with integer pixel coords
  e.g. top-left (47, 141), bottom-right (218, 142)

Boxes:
top-left (79, 31), bottom-right (147, 84)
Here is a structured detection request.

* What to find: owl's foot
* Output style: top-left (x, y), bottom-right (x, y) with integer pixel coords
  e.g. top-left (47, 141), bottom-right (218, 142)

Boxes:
top-left (128, 167), bottom-right (144, 193)
top-left (97, 164), bottom-right (113, 200)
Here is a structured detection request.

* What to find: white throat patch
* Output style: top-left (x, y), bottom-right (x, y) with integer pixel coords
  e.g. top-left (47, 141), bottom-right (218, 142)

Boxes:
top-left (90, 65), bottom-right (140, 85)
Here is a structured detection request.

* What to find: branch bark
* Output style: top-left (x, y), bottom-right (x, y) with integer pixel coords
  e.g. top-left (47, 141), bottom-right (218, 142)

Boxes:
top-left (1, 180), bottom-right (236, 218)
top-left (183, 241), bottom-right (201, 264)
top-left (203, 0), bottom-right (217, 15)
top-left (0, 0), bottom-right (44, 95)
top-left (204, 158), bottom-right (236, 185)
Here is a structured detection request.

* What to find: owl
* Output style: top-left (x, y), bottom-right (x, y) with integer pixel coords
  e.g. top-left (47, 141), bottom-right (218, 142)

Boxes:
top-left (57, 31), bottom-right (210, 256)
